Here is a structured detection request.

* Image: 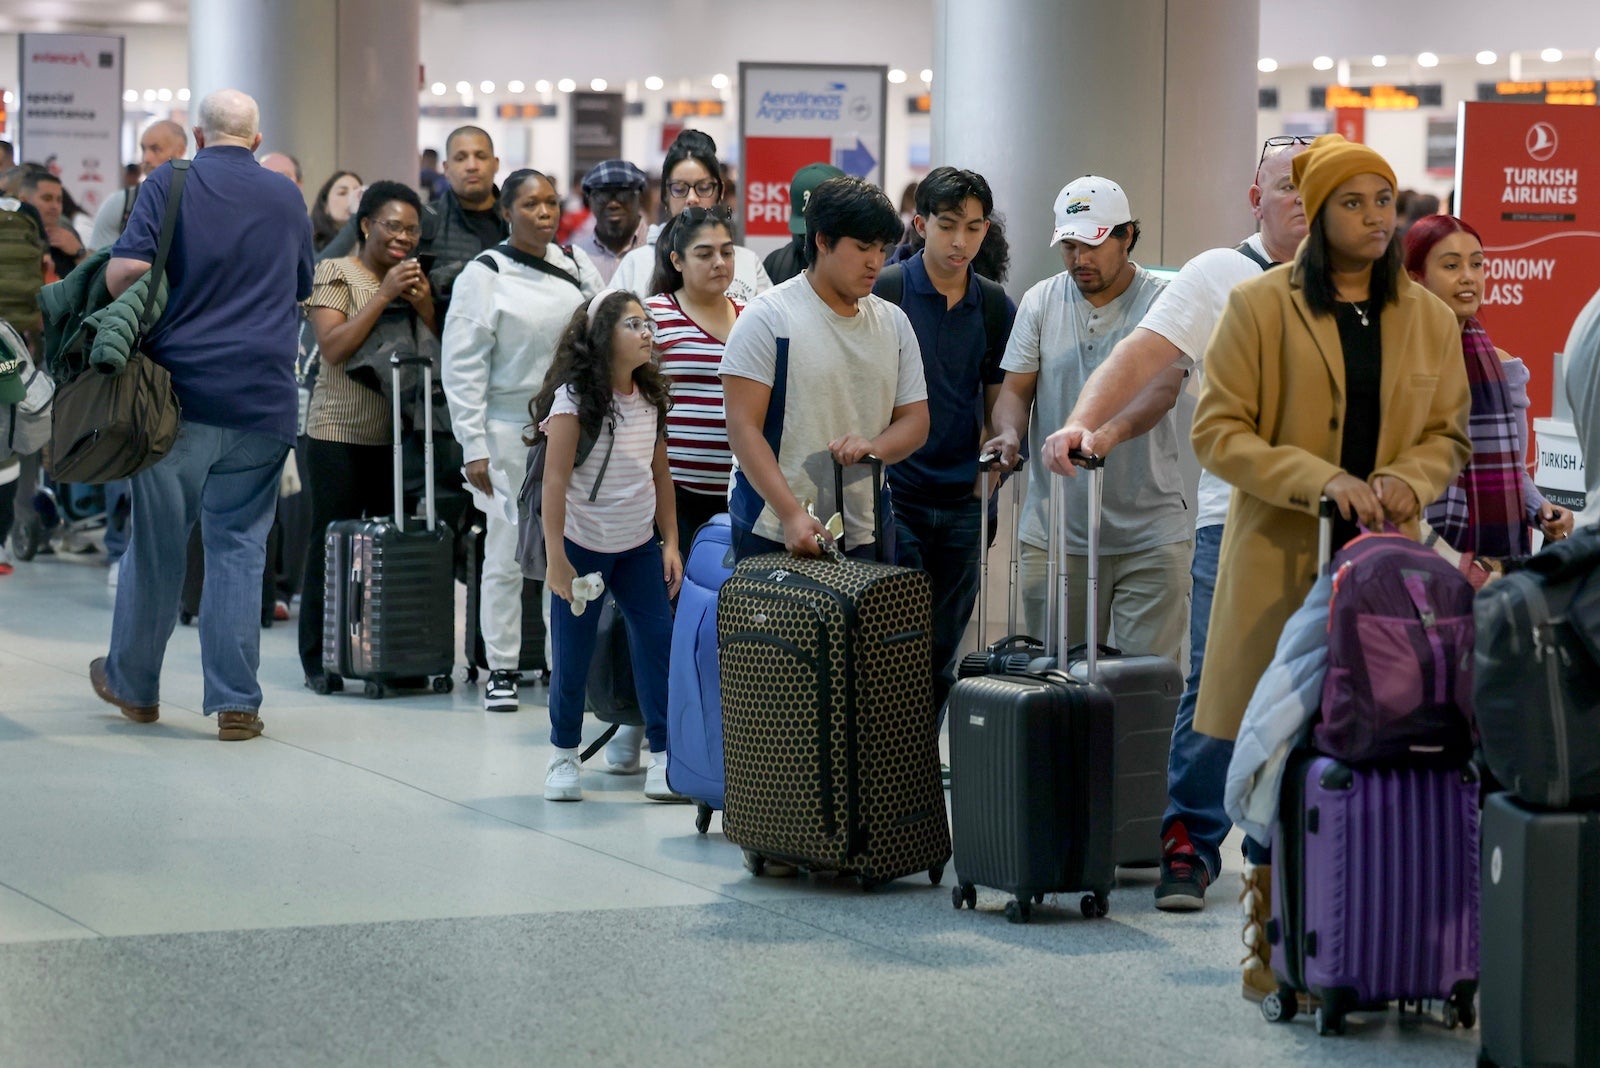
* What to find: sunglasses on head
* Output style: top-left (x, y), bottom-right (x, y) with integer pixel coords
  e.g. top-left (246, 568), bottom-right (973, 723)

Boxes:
top-left (1258, 135), bottom-right (1315, 171)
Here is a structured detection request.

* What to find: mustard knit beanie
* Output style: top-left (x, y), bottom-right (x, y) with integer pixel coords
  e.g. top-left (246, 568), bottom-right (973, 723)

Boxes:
top-left (1292, 134), bottom-right (1399, 223)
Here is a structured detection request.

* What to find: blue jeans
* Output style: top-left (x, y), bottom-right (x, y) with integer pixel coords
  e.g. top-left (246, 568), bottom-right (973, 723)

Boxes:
top-left (1161, 523), bottom-right (1234, 878)
top-left (103, 479), bottom-right (131, 563)
top-left (892, 493), bottom-right (982, 722)
top-left (549, 536), bottom-right (672, 753)
top-left (105, 423), bottom-right (288, 715)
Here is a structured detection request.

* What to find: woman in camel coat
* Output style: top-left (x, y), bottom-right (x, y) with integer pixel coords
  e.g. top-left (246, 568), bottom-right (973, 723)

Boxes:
top-left (1190, 134), bottom-right (1470, 1007)
top-left (1190, 136), bottom-right (1470, 748)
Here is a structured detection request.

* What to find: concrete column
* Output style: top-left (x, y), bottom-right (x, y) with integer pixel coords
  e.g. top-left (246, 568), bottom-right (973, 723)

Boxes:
top-left (189, 0), bottom-right (420, 204)
top-left (932, 0), bottom-right (1259, 287)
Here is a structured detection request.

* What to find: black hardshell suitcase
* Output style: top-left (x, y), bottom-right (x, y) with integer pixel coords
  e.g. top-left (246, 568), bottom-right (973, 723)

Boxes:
top-left (948, 457), bottom-right (1119, 921)
top-left (460, 520), bottom-right (547, 683)
top-left (717, 458), bottom-right (950, 889)
top-left (962, 453), bottom-right (1179, 868)
top-left (1479, 792), bottom-right (1600, 1068)
top-left (322, 354), bottom-right (455, 698)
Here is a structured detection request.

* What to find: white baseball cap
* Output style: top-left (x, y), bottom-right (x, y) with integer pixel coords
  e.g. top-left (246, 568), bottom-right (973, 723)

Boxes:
top-left (1050, 175), bottom-right (1132, 247)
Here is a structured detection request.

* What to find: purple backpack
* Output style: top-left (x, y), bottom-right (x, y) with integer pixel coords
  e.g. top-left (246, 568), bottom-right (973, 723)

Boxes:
top-left (1315, 531), bottom-right (1477, 764)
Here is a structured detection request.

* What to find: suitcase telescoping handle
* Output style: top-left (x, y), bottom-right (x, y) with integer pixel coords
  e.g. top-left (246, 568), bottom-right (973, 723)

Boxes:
top-left (1318, 497), bottom-right (1334, 573)
top-left (1046, 450), bottom-right (1105, 681)
top-left (389, 353), bottom-right (437, 533)
top-left (830, 455), bottom-right (886, 562)
top-left (975, 451), bottom-right (1026, 650)
top-left (1070, 449), bottom-right (1106, 683)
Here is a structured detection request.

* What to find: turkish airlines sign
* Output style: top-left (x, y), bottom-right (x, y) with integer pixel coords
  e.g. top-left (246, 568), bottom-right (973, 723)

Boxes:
top-left (1457, 101), bottom-right (1600, 419)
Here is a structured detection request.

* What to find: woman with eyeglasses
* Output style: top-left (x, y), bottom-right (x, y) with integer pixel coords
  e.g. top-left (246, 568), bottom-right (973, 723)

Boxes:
top-left (606, 129), bottom-right (771, 303)
top-left (442, 169), bottom-right (603, 714)
top-left (298, 181), bottom-right (437, 691)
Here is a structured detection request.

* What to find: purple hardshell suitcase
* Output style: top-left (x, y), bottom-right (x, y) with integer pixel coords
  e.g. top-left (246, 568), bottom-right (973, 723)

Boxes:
top-left (1264, 753), bottom-right (1481, 1035)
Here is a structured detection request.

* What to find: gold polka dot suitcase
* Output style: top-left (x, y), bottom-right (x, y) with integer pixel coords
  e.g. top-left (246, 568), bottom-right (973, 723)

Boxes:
top-left (716, 467), bottom-right (950, 889)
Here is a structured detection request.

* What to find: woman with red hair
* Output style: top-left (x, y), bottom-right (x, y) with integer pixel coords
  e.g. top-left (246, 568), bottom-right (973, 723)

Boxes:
top-left (1403, 214), bottom-right (1574, 558)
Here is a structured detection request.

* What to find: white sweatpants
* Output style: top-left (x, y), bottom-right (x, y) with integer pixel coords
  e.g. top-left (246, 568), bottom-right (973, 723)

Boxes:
top-left (482, 418), bottom-right (553, 670)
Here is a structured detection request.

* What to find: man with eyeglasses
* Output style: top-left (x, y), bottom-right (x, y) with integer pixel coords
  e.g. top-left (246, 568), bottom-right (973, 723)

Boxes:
top-left (572, 159), bottom-right (648, 284)
top-left (1041, 135), bottom-right (1310, 927)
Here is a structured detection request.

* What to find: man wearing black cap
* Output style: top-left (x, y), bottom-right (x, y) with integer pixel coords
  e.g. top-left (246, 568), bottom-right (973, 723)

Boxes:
top-left (576, 159), bottom-right (648, 284)
top-left (762, 162), bottom-right (843, 286)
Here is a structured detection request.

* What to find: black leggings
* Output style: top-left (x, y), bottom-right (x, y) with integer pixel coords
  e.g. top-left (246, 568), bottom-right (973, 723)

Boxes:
top-left (674, 484), bottom-right (725, 558)
top-left (298, 438), bottom-right (394, 677)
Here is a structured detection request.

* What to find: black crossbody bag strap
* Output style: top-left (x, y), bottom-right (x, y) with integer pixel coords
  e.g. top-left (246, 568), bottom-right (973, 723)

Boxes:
top-left (139, 159), bottom-right (191, 338)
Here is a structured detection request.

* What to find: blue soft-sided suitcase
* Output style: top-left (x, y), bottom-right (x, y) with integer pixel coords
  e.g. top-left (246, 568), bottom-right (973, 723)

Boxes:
top-left (667, 515), bottom-right (735, 831)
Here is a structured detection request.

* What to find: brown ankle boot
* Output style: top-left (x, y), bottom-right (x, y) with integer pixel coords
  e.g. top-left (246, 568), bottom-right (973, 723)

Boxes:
top-left (1239, 862), bottom-right (1276, 1002)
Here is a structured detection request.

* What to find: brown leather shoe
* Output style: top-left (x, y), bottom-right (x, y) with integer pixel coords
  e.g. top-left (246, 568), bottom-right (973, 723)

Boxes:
top-left (90, 657), bottom-right (158, 723)
top-left (217, 711), bottom-right (264, 741)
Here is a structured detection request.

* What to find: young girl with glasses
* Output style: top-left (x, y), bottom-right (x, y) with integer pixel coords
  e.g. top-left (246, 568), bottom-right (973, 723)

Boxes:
top-left (530, 290), bottom-right (683, 803)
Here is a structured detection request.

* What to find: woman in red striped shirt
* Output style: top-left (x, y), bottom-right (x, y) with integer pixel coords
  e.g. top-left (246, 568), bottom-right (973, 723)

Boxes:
top-left (646, 207), bottom-right (744, 550)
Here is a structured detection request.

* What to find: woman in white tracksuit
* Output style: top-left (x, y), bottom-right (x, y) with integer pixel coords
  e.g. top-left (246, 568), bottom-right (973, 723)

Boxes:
top-left (443, 168), bottom-right (602, 713)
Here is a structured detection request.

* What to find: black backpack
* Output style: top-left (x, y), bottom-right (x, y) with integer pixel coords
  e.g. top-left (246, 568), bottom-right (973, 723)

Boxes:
top-left (874, 262), bottom-right (1011, 365)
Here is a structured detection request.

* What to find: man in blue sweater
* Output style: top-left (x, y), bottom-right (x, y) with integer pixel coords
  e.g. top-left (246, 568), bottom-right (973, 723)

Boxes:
top-left (91, 89), bottom-right (314, 742)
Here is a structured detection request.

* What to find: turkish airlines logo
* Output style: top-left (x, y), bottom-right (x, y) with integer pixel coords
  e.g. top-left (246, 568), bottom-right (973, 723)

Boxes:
top-left (1526, 122), bottom-right (1559, 162)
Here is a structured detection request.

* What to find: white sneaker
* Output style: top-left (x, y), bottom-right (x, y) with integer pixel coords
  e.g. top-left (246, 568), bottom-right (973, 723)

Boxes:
top-left (106, 560), bottom-right (119, 587)
top-left (602, 723), bottom-right (644, 774)
top-left (645, 755), bottom-right (688, 803)
top-left (544, 749), bottom-right (582, 802)
top-left (483, 670), bottom-right (518, 713)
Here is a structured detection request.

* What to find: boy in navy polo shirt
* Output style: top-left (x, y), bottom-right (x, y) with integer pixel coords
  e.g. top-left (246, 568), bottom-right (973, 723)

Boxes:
top-left (873, 167), bottom-right (1015, 724)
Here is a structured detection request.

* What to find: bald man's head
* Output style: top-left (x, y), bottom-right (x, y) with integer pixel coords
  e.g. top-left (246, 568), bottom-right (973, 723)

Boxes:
top-left (259, 152), bottom-right (302, 187)
top-left (140, 120), bottom-right (187, 175)
top-left (196, 89), bottom-right (261, 150)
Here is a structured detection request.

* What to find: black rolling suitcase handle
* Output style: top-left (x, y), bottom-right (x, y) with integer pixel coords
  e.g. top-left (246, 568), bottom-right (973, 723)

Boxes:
top-left (830, 455), bottom-right (886, 562)
top-left (1068, 449), bottom-right (1106, 683)
top-left (389, 353), bottom-right (437, 533)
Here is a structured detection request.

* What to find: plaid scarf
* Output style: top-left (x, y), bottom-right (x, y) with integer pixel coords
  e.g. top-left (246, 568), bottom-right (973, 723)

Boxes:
top-left (1423, 317), bottom-right (1528, 558)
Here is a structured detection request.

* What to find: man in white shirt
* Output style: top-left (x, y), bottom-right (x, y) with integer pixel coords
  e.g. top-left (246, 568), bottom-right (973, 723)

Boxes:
top-left (983, 176), bottom-right (1190, 666)
top-left (90, 121), bottom-right (188, 252)
top-left (720, 176), bottom-right (928, 561)
top-left (1042, 139), bottom-right (1310, 922)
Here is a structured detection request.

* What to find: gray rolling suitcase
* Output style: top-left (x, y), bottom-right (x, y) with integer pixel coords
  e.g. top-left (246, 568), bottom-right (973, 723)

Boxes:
top-left (965, 452), bottom-right (1181, 869)
top-left (1062, 457), bottom-right (1181, 868)
top-left (322, 354), bottom-right (455, 699)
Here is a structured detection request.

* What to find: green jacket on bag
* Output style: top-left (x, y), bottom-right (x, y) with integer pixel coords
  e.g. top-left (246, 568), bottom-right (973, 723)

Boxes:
top-left (36, 247), bottom-right (169, 382)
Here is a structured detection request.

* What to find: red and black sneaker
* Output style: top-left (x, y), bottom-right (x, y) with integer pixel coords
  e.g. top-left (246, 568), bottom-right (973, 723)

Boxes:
top-left (1155, 820), bottom-right (1212, 912)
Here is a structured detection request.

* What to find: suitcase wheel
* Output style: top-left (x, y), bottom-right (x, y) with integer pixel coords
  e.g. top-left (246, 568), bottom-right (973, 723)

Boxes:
top-left (464, 665), bottom-right (479, 684)
top-left (1004, 899), bottom-right (1032, 924)
top-left (431, 675), bottom-right (453, 694)
top-left (1477, 1053), bottom-right (1497, 1068)
top-left (363, 679), bottom-right (386, 700)
top-left (928, 863), bottom-right (945, 886)
top-left (857, 875), bottom-right (880, 893)
top-left (1442, 995), bottom-right (1475, 1031)
top-left (1079, 893), bottom-right (1109, 919)
top-left (1314, 1006), bottom-right (1345, 1036)
top-left (741, 850), bottom-right (766, 877)
top-left (1033, 892), bottom-right (1045, 905)
top-left (952, 883), bottom-right (977, 910)
top-left (1260, 986), bottom-right (1297, 1024)
top-left (179, 611), bottom-right (195, 626)
top-left (694, 803), bottom-right (713, 835)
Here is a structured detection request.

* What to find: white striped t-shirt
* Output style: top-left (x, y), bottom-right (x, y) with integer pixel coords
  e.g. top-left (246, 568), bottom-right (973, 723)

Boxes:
top-left (647, 292), bottom-right (743, 496)
top-left (539, 385), bottom-right (661, 553)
